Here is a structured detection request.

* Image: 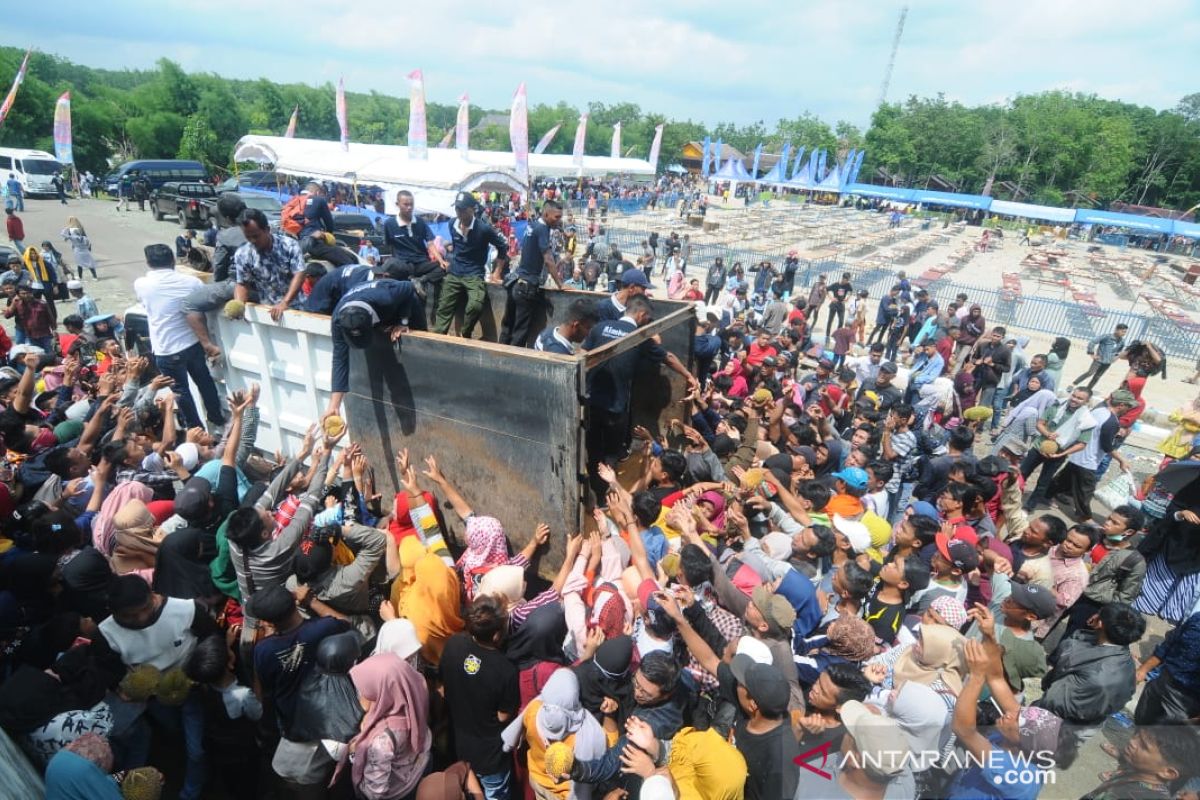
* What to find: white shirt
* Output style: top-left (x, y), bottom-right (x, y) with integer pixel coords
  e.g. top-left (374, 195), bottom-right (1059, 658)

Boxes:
top-left (99, 597), bottom-right (197, 671)
top-left (134, 268), bottom-right (202, 356)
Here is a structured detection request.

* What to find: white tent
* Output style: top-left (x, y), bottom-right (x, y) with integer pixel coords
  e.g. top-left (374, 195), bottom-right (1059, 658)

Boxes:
top-left (233, 135), bottom-right (656, 213)
top-left (233, 135), bottom-right (526, 215)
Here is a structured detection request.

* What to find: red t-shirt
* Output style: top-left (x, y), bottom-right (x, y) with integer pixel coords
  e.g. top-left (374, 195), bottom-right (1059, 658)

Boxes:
top-left (746, 343), bottom-right (777, 367)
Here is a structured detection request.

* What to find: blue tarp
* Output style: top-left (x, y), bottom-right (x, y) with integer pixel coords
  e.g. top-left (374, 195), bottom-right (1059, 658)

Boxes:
top-left (1173, 220), bottom-right (1200, 240)
top-left (909, 189), bottom-right (992, 211)
top-left (1074, 209), bottom-right (1176, 235)
top-left (846, 184), bottom-right (915, 202)
top-left (988, 199), bottom-right (1075, 224)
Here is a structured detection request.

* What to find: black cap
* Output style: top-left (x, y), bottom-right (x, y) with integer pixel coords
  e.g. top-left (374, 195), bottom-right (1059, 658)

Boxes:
top-left (337, 305), bottom-right (375, 349)
top-left (879, 361), bottom-right (898, 375)
top-left (173, 476), bottom-right (213, 523)
top-left (454, 191), bottom-right (479, 210)
top-left (743, 662), bottom-right (791, 716)
top-left (1010, 582), bottom-right (1057, 619)
top-left (145, 244), bottom-right (175, 268)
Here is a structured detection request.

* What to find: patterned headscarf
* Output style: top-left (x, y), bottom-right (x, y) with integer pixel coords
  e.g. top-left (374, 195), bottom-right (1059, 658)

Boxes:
top-left (65, 732), bottom-right (113, 772)
top-left (825, 614), bottom-right (876, 662)
top-left (456, 516), bottom-right (509, 575)
top-left (928, 595), bottom-right (968, 630)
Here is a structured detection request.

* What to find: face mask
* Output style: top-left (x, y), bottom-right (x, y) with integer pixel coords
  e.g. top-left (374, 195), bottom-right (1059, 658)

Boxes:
top-left (1104, 534), bottom-right (1126, 543)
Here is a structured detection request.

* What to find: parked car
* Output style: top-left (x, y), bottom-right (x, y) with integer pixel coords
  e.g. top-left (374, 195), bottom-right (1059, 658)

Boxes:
top-left (104, 160), bottom-right (208, 196)
top-left (214, 171), bottom-right (289, 194)
top-left (151, 181), bottom-right (217, 228)
top-left (331, 213), bottom-right (388, 254)
top-left (204, 191), bottom-right (283, 229)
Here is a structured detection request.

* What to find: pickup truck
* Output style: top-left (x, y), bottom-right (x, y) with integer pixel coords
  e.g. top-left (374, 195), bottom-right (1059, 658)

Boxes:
top-left (151, 181), bottom-right (217, 228)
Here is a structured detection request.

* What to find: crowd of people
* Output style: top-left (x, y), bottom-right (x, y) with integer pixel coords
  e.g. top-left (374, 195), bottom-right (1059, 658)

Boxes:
top-left (2, 184), bottom-right (1200, 800)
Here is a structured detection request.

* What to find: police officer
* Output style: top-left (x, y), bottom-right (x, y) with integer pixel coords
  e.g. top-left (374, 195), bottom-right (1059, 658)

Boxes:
top-left (324, 278), bottom-right (426, 422)
top-left (500, 199), bottom-right (567, 348)
top-left (581, 294), bottom-right (698, 500)
top-left (534, 299), bottom-right (599, 356)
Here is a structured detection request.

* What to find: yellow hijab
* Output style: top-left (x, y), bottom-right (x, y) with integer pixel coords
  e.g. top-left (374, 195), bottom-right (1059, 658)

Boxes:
top-left (400, 553), bottom-right (464, 666)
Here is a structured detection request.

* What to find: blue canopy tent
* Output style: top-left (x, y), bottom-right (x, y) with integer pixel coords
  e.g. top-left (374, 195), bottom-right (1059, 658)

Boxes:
top-left (757, 144), bottom-right (792, 184)
top-left (712, 157), bottom-right (752, 181)
top-left (1073, 209), bottom-right (1176, 235)
top-left (909, 188), bottom-right (992, 210)
top-left (845, 183), bottom-right (915, 203)
top-left (815, 160), bottom-right (845, 192)
top-left (988, 199), bottom-right (1075, 224)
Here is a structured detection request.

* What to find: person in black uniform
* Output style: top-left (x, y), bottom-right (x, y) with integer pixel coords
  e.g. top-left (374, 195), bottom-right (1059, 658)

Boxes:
top-left (299, 183), bottom-right (356, 266)
top-left (500, 199), bottom-right (567, 348)
top-left (534, 298), bottom-right (599, 356)
top-left (825, 272), bottom-right (853, 338)
top-left (380, 189), bottom-right (447, 301)
top-left (593, 268), bottom-right (650, 322)
top-left (305, 260), bottom-right (407, 315)
top-left (323, 278), bottom-right (426, 422)
top-left (581, 294), bottom-right (698, 501)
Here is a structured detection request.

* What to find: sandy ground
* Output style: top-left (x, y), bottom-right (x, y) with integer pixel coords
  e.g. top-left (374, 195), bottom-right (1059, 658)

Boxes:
top-left (8, 194), bottom-right (1190, 798)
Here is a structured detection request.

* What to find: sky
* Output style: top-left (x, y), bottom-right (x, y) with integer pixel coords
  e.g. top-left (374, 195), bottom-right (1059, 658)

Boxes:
top-left (2, 0), bottom-right (1197, 128)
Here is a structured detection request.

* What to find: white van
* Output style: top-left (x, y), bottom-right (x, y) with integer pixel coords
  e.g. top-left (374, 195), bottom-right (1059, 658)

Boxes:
top-left (0, 148), bottom-right (64, 197)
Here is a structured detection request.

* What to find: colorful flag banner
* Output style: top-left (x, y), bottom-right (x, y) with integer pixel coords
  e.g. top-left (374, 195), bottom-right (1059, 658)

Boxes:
top-left (534, 123), bottom-right (561, 155)
top-left (284, 105), bottom-right (298, 138)
top-left (750, 143), bottom-right (763, 180)
top-left (701, 136), bottom-right (711, 177)
top-left (647, 124), bottom-right (665, 172)
top-left (436, 129), bottom-right (454, 148)
top-left (0, 48), bottom-right (31, 127)
top-left (790, 146), bottom-right (806, 180)
top-left (509, 83), bottom-right (529, 184)
top-left (407, 69), bottom-right (427, 159)
top-left (336, 77), bottom-right (349, 152)
top-left (610, 122), bottom-right (621, 159)
top-left (714, 138), bottom-right (723, 173)
top-left (572, 113), bottom-right (588, 168)
top-left (456, 93), bottom-right (470, 157)
top-left (52, 91), bottom-right (72, 164)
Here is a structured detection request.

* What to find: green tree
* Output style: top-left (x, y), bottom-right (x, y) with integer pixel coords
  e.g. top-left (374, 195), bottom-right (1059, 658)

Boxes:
top-left (177, 113), bottom-right (221, 166)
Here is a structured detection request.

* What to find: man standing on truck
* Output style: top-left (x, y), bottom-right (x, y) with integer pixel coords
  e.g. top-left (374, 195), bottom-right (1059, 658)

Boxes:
top-left (297, 182), bottom-right (355, 266)
top-left (499, 198), bottom-right (566, 349)
top-left (381, 189), bottom-right (446, 302)
top-left (233, 208), bottom-right (306, 322)
top-left (323, 278), bottom-right (427, 422)
top-left (433, 192), bottom-right (509, 338)
top-left (182, 194), bottom-right (248, 362)
top-left (581, 293), bottom-right (698, 501)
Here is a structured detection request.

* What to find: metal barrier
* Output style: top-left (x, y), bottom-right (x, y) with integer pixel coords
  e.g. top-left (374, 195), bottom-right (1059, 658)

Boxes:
top-left (789, 259), bottom-right (1200, 360)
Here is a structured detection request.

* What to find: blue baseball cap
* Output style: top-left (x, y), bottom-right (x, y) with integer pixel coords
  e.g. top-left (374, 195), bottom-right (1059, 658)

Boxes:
top-left (831, 467), bottom-right (869, 490)
top-left (620, 268), bottom-right (650, 288)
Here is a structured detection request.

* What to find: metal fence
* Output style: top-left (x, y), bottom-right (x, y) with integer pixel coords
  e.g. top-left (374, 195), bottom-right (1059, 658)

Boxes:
top-left (791, 260), bottom-right (1200, 362)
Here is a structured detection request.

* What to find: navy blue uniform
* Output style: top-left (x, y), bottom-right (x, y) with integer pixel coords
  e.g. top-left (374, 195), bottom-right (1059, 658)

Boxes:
top-left (534, 327), bottom-right (574, 355)
top-left (300, 195), bottom-right (335, 238)
top-left (592, 294), bottom-right (625, 323)
top-left (448, 217), bottom-right (508, 278)
top-left (306, 264), bottom-right (373, 315)
top-left (500, 218), bottom-right (557, 348)
top-left (331, 279), bottom-right (427, 393)
top-left (381, 217), bottom-right (435, 262)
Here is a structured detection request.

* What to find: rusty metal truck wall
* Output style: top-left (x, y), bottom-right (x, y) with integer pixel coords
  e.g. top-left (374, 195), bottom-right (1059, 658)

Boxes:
top-left (345, 333), bottom-right (584, 566)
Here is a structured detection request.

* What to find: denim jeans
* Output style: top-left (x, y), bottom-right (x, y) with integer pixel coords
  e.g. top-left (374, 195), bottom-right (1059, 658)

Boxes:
top-left (155, 341), bottom-right (225, 429)
top-left (477, 764), bottom-right (514, 800)
top-left (990, 385), bottom-right (1008, 431)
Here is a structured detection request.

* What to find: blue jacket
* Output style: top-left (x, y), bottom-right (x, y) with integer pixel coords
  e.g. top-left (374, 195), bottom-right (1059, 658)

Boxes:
top-left (331, 279), bottom-right (426, 393)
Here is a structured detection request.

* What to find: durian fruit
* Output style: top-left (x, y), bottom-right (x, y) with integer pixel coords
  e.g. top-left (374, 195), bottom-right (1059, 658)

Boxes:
top-left (155, 668), bottom-right (194, 706)
top-left (223, 299), bottom-right (246, 320)
top-left (121, 766), bottom-right (164, 800)
top-left (544, 741), bottom-right (574, 781)
top-left (118, 664), bottom-right (161, 702)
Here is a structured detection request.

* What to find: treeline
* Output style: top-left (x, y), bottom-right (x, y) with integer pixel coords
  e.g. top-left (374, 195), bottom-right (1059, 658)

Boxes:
top-left (0, 47), bottom-right (1197, 210)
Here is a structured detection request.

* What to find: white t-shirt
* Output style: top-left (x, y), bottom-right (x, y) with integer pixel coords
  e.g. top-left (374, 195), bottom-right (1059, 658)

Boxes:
top-left (99, 596), bottom-right (198, 671)
top-left (133, 268), bottom-right (202, 357)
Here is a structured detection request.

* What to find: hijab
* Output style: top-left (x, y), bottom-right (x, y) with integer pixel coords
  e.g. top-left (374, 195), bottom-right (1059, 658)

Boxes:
top-left (93, 482), bottom-right (152, 556)
top-left (45, 749), bottom-right (121, 800)
top-left (892, 623), bottom-right (967, 694)
top-left (374, 619), bottom-right (422, 661)
top-left (824, 614), bottom-right (876, 662)
top-left (478, 564), bottom-right (525, 608)
top-left (1008, 389), bottom-right (1056, 426)
top-left (504, 602), bottom-right (568, 670)
top-left (402, 553), bottom-right (465, 666)
top-left (109, 500), bottom-right (162, 576)
top-left (457, 515), bottom-right (510, 582)
top-left (415, 762), bottom-right (471, 800)
top-left (152, 526), bottom-right (218, 601)
top-left (698, 491), bottom-right (727, 529)
top-left (886, 681), bottom-right (949, 754)
top-left (390, 537), bottom-right (428, 612)
top-left (574, 635), bottom-right (634, 723)
top-left (345, 653), bottom-right (431, 792)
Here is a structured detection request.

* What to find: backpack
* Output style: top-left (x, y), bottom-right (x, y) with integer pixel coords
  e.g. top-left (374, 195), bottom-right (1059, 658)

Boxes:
top-left (280, 195), bottom-right (307, 236)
